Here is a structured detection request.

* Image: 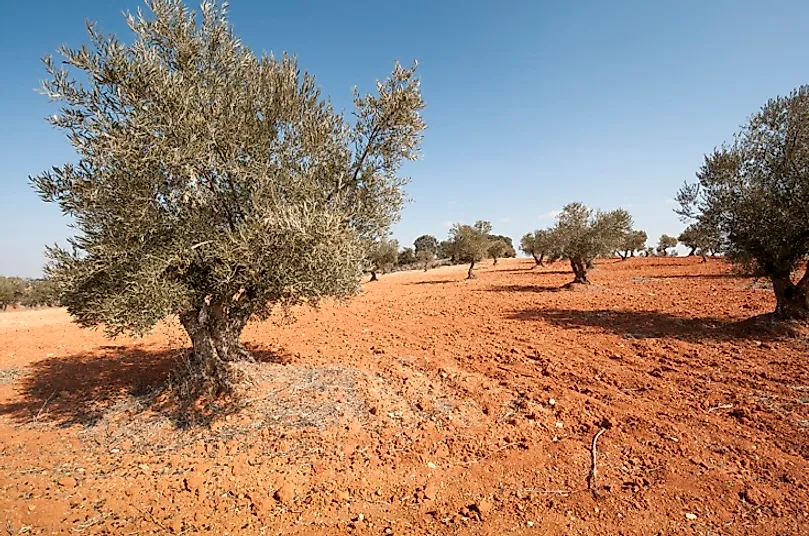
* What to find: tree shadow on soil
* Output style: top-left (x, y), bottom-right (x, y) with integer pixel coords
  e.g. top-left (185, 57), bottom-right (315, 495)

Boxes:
top-left (0, 343), bottom-right (285, 429)
top-left (406, 279), bottom-right (460, 286)
top-left (508, 308), bottom-right (796, 342)
top-left (486, 284), bottom-right (564, 293)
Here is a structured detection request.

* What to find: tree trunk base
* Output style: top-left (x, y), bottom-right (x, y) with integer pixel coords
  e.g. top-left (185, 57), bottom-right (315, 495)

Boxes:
top-left (772, 276), bottom-right (809, 320)
top-left (179, 306), bottom-right (254, 398)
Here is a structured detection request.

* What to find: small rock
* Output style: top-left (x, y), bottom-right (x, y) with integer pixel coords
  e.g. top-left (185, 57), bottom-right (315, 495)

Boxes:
top-left (275, 482), bottom-right (295, 505)
top-left (424, 483), bottom-right (438, 500)
top-left (548, 398), bottom-right (556, 406)
top-left (336, 489), bottom-right (350, 502)
top-left (526, 520), bottom-right (534, 527)
top-left (426, 462), bottom-right (437, 469)
top-left (474, 500), bottom-right (493, 517)
top-left (685, 512), bottom-right (697, 521)
top-left (58, 476), bottom-right (77, 488)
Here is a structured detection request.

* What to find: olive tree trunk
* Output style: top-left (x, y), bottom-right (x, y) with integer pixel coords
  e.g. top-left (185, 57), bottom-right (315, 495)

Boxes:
top-left (369, 270), bottom-right (378, 282)
top-left (492, 257), bottom-right (498, 266)
top-left (569, 258), bottom-right (590, 284)
top-left (531, 253), bottom-right (544, 266)
top-left (179, 303), bottom-right (253, 394)
top-left (771, 272), bottom-right (809, 320)
top-left (467, 260), bottom-right (476, 279)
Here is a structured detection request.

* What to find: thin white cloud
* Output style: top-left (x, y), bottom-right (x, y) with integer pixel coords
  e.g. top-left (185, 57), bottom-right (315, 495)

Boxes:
top-left (440, 220), bottom-right (454, 229)
top-left (500, 217), bottom-right (513, 224)
top-left (448, 200), bottom-right (457, 206)
top-left (538, 209), bottom-right (562, 221)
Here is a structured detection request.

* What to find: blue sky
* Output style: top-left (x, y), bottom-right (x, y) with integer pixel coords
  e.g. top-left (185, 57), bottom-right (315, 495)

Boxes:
top-left (2, 1), bottom-right (809, 277)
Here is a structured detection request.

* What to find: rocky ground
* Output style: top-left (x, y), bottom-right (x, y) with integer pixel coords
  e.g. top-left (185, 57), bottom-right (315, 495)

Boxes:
top-left (0, 257), bottom-right (807, 535)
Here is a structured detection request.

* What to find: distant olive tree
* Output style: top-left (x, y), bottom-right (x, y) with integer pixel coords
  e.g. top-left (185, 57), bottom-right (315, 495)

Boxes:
top-left (21, 279), bottom-right (61, 308)
top-left (0, 277), bottom-right (26, 310)
top-left (677, 86), bottom-right (809, 319)
top-left (413, 234), bottom-right (438, 270)
top-left (617, 230), bottom-right (647, 260)
top-left (520, 229), bottom-right (559, 266)
top-left (413, 234), bottom-right (438, 256)
top-left (437, 240), bottom-right (456, 263)
top-left (678, 222), bottom-right (722, 261)
top-left (397, 247), bottom-right (416, 267)
top-left (657, 234), bottom-right (678, 256)
top-left (487, 239), bottom-right (508, 265)
top-left (489, 235), bottom-right (516, 258)
top-left (30, 1), bottom-right (426, 394)
top-left (367, 239), bottom-right (399, 281)
top-left (448, 221), bottom-right (492, 279)
top-left (552, 203), bottom-right (632, 284)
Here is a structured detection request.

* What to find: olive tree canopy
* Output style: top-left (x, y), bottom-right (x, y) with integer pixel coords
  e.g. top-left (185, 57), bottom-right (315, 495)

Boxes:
top-left (31, 0), bottom-right (426, 393)
top-left (552, 203), bottom-right (632, 284)
top-left (656, 235), bottom-right (678, 256)
top-left (520, 229), bottom-right (559, 266)
top-left (678, 222), bottom-right (722, 260)
top-left (677, 86), bottom-right (809, 319)
top-left (448, 221), bottom-right (492, 279)
top-left (617, 229), bottom-right (647, 260)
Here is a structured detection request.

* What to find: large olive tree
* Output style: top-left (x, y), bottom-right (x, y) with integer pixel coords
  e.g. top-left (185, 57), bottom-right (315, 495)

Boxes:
top-left (552, 203), bottom-right (632, 284)
top-left (677, 86), bottom-right (809, 319)
top-left (31, 0), bottom-right (426, 393)
top-left (448, 221), bottom-right (492, 279)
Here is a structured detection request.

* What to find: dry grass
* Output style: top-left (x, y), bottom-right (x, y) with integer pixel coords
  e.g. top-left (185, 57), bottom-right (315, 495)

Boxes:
top-left (0, 368), bottom-right (23, 385)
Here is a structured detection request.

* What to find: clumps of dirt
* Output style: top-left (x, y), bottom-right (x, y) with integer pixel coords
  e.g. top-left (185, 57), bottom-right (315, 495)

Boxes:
top-left (0, 367), bottom-right (23, 385)
top-left (79, 359), bottom-right (490, 462)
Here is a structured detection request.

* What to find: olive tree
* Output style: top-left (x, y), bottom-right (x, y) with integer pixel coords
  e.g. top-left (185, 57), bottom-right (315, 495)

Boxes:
top-left (414, 234), bottom-right (438, 270)
top-left (552, 203), bottom-right (632, 284)
top-left (448, 221), bottom-right (492, 279)
top-left (617, 229), bottom-right (647, 260)
top-left (0, 277), bottom-right (26, 310)
top-left (398, 247), bottom-right (416, 266)
top-left (31, 0), bottom-right (426, 393)
top-left (367, 238), bottom-right (399, 281)
top-left (657, 234), bottom-right (678, 256)
top-left (677, 86), bottom-right (809, 319)
top-left (520, 229), bottom-right (559, 266)
top-left (678, 222), bottom-right (722, 261)
top-left (487, 238), bottom-right (508, 265)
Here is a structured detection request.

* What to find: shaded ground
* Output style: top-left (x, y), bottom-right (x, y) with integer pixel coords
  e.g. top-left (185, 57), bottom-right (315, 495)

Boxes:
top-left (0, 257), bottom-right (807, 535)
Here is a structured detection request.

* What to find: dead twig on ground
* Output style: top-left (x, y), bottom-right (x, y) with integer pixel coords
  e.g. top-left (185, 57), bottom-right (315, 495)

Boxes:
top-left (707, 404), bottom-right (733, 413)
top-left (34, 392), bottom-right (56, 423)
top-left (588, 428), bottom-right (607, 499)
top-left (461, 442), bottom-right (519, 466)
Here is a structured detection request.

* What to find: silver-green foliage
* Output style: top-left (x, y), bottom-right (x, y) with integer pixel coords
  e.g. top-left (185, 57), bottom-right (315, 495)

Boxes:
top-left (448, 221), bottom-right (492, 278)
top-left (552, 203), bottom-right (632, 283)
top-left (30, 0), bottom-right (426, 385)
top-left (676, 86), bottom-right (809, 318)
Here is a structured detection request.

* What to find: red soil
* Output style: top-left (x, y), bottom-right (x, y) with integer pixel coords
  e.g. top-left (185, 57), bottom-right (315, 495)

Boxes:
top-left (0, 257), bottom-right (807, 535)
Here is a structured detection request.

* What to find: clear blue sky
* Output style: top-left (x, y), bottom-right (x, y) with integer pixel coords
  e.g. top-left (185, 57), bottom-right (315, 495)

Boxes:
top-left (2, 1), bottom-right (809, 277)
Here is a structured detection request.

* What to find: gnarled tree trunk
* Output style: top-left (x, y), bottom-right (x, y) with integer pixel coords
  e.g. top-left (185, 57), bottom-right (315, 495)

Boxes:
top-left (179, 303), bottom-right (252, 395)
top-left (369, 270), bottom-right (378, 282)
top-left (532, 252), bottom-right (543, 266)
top-left (569, 258), bottom-right (590, 284)
top-left (467, 260), bottom-right (476, 279)
top-left (492, 257), bottom-right (498, 266)
top-left (771, 273), bottom-right (809, 319)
